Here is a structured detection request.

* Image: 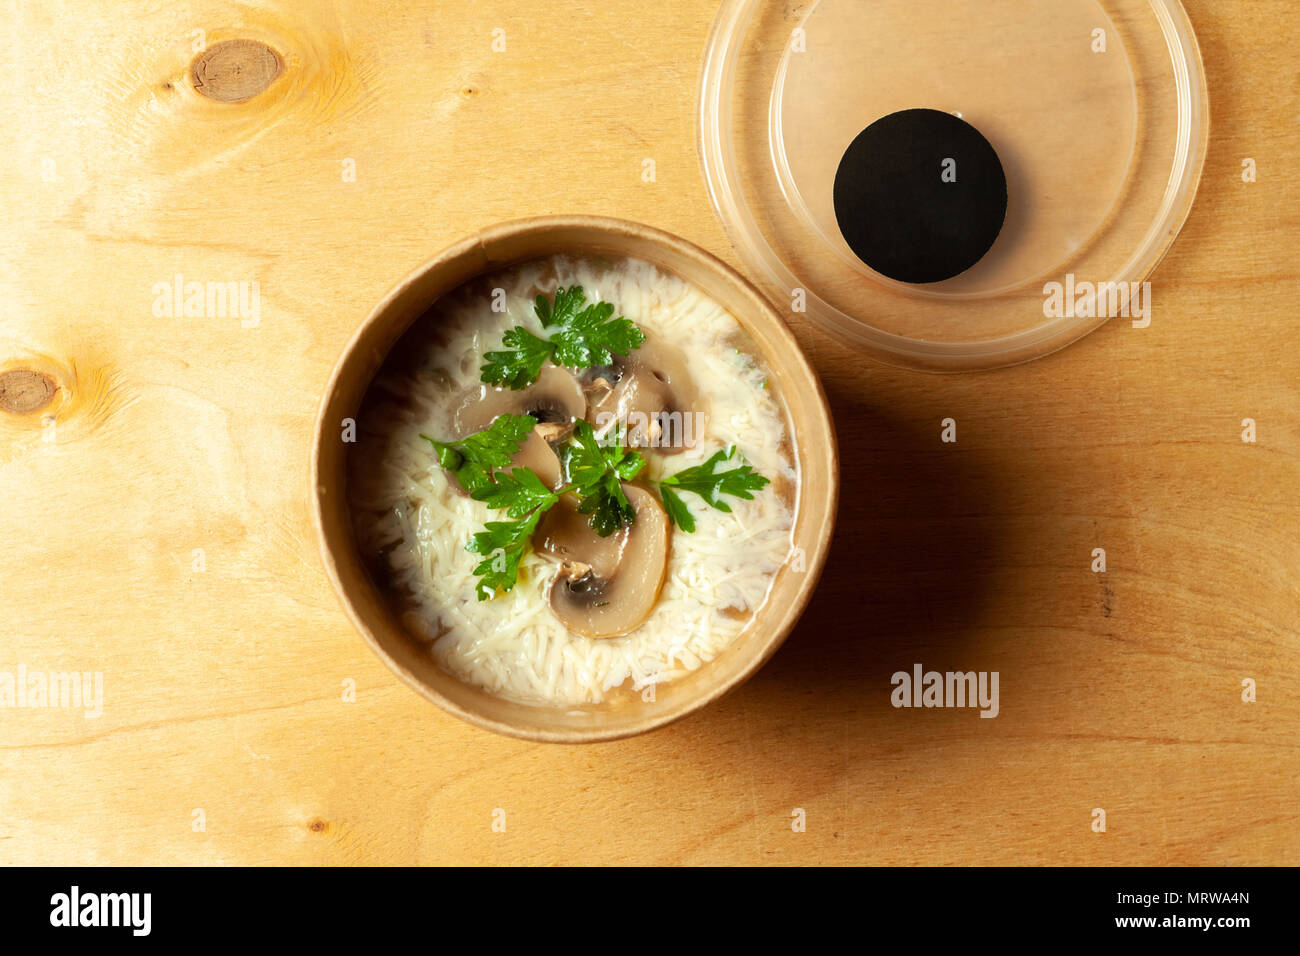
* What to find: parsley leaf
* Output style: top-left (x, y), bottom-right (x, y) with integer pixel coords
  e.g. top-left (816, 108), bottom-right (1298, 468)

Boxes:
top-left (471, 466), bottom-right (559, 518)
top-left (561, 420), bottom-right (646, 537)
top-left (656, 446), bottom-right (769, 531)
top-left (578, 472), bottom-right (635, 537)
top-left (480, 327), bottom-right (553, 391)
top-left (657, 485), bottom-right (696, 533)
top-left (548, 297), bottom-right (644, 369)
top-left (479, 286), bottom-right (645, 390)
top-left (561, 419), bottom-right (644, 487)
top-left (421, 413), bottom-right (536, 495)
top-left (465, 508), bottom-right (548, 600)
top-left (533, 285), bottom-right (587, 328)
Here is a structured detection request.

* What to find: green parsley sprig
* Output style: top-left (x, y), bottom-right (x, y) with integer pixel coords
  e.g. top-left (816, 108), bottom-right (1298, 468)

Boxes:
top-left (655, 446), bottom-right (770, 533)
top-left (420, 413), bottom-right (537, 497)
top-left (465, 508), bottom-right (551, 601)
top-left (480, 286), bottom-right (645, 390)
top-left (561, 420), bottom-right (646, 536)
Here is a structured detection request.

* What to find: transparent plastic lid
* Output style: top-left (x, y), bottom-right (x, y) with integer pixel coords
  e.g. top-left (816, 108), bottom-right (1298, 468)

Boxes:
top-left (699, 0), bottom-right (1209, 370)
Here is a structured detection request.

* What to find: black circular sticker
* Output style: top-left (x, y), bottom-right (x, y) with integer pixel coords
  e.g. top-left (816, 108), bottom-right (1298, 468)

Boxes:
top-left (832, 108), bottom-right (1008, 284)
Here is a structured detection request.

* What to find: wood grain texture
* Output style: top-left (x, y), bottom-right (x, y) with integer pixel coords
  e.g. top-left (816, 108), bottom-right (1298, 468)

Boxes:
top-left (0, 0), bottom-right (1296, 865)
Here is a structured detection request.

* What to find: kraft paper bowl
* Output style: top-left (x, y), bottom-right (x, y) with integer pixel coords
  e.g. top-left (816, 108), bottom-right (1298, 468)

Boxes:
top-left (312, 216), bottom-right (838, 742)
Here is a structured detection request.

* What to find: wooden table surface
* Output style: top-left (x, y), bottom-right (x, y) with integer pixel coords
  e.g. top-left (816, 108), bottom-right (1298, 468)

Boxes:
top-left (1, 0), bottom-right (1296, 866)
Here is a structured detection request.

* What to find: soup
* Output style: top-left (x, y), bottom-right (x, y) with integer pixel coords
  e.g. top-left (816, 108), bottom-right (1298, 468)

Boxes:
top-left (349, 255), bottom-right (797, 706)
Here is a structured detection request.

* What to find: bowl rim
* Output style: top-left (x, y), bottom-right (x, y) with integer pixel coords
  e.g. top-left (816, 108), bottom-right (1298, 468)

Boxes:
top-left (311, 214), bottom-right (839, 742)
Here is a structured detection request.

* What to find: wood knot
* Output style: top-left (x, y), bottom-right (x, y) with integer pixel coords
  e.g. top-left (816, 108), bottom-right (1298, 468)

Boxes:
top-left (0, 369), bottom-right (56, 415)
top-left (191, 39), bottom-right (283, 103)
top-left (306, 817), bottom-right (330, 835)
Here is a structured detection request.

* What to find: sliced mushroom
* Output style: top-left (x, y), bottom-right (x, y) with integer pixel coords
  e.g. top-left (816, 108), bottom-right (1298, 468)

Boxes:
top-left (588, 334), bottom-right (707, 455)
top-left (511, 431), bottom-right (565, 489)
top-left (454, 364), bottom-right (585, 432)
top-left (450, 365), bottom-right (585, 490)
top-left (544, 485), bottom-right (668, 639)
top-left (536, 496), bottom-right (624, 580)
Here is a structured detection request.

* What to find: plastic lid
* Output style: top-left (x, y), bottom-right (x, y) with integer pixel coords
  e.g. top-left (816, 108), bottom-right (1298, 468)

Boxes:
top-left (699, 0), bottom-right (1208, 370)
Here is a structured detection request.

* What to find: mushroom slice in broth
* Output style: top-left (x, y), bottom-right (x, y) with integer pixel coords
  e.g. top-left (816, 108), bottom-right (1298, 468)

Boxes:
top-left (536, 496), bottom-right (625, 580)
top-left (454, 364), bottom-right (586, 432)
top-left (588, 334), bottom-right (707, 455)
top-left (451, 365), bottom-right (585, 491)
top-left (544, 485), bottom-right (668, 639)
